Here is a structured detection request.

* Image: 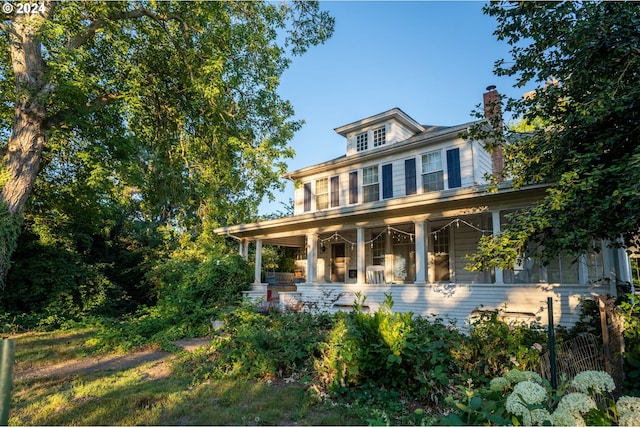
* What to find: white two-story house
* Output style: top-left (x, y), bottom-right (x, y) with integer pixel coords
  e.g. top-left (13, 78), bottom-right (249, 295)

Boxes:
top-left (215, 87), bottom-right (632, 327)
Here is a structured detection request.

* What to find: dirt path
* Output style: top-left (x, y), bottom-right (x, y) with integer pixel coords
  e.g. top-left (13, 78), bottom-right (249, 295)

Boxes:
top-left (13, 337), bottom-right (212, 381)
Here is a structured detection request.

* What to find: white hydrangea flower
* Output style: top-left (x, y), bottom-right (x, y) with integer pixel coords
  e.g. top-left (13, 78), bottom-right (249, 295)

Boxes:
top-left (619, 411), bottom-right (640, 427)
top-left (550, 409), bottom-right (586, 427)
top-left (529, 408), bottom-right (551, 426)
top-left (513, 380), bottom-right (548, 404)
top-left (506, 380), bottom-right (549, 420)
top-left (489, 376), bottom-right (510, 392)
top-left (571, 370), bottom-right (616, 394)
top-left (504, 369), bottom-right (544, 385)
top-left (616, 395), bottom-right (640, 416)
top-left (557, 392), bottom-right (597, 415)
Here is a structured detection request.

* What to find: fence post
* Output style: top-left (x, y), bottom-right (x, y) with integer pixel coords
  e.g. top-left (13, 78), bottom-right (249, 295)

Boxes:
top-left (547, 297), bottom-right (557, 390)
top-left (0, 339), bottom-right (15, 426)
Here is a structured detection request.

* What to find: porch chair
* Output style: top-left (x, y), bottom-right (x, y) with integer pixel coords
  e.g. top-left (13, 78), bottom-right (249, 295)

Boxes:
top-left (366, 265), bottom-right (385, 284)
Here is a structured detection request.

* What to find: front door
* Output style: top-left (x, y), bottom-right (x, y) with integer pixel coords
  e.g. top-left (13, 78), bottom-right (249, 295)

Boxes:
top-left (331, 243), bottom-right (346, 282)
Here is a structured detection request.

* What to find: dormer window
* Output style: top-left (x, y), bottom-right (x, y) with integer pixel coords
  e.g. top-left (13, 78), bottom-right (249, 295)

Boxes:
top-left (356, 132), bottom-right (368, 152)
top-left (373, 126), bottom-right (386, 147)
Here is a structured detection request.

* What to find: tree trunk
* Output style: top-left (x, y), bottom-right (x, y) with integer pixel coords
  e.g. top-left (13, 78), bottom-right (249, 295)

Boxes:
top-left (0, 4), bottom-right (55, 285)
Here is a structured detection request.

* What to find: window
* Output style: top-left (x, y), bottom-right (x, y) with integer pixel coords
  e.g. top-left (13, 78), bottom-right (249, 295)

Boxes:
top-left (405, 158), bottom-right (417, 195)
top-left (356, 132), bottom-right (368, 151)
top-left (432, 227), bottom-right (450, 281)
top-left (372, 232), bottom-right (385, 265)
top-left (373, 126), bottom-right (386, 147)
top-left (446, 148), bottom-right (462, 188)
top-left (362, 165), bottom-right (379, 202)
top-left (382, 164), bottom-right (393, 199)
top-left (330, 176), bottom-right (340, 207)
top-left (422, 150), bottom-right (444, 192)
top-left (303, 182), bottom-right (311, 212)
top-left (315, 178), bottom-right (328, 210)
top-left (349, 171), bottom-right (358, 204)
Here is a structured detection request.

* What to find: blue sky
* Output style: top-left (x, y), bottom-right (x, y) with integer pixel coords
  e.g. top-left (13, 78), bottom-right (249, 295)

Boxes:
top-left (259, 1), bottom-right (531, 216)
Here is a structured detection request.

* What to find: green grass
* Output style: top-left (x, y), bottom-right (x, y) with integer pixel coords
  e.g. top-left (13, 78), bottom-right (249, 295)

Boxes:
top-left (10, 329), bottom-right (102, 369)
top-left (7, 330), bottom-right (363, 425)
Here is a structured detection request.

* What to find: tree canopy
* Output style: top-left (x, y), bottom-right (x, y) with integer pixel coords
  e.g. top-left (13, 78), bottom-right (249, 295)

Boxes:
top-left (0, 1), bottom-right (334, 287)
top-left (467, 1), bottom-right (640, 270)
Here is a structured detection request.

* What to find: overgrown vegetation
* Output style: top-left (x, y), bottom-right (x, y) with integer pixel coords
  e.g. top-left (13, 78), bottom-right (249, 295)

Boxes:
top-left (9, 292), bottom-right (640, 425)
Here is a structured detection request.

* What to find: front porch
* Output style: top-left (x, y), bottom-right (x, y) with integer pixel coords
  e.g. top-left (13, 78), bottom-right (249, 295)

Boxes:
top-left (218, 185), bottom-right (631, 329)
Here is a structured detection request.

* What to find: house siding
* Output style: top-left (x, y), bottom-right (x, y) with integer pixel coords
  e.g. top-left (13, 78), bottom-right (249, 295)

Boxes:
top-left (284, 282), bottom-right (610, 329)
top-left (292, 137), bottom-right (483, 215)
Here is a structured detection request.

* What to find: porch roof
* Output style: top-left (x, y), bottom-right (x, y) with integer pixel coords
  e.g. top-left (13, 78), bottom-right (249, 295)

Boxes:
top-left (214, 183), bottom-right (549, 246)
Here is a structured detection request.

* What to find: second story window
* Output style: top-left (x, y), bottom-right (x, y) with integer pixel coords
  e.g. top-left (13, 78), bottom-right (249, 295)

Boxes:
top-left (363, 165), bottom-right (379, 202)
top-left (356, 132), bottom-right (368, 152)
top-left (316, 178), bottom-right (328, 210)
top-left (422, 150), bottom-right (444, 192)
top-left (373, 126), bottom-right (386, 147)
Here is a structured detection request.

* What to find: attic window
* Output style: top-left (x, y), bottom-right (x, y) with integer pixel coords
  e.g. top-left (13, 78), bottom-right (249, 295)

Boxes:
top-left (356, 132), bottom-right (368, 151)
top-left (373, 126), bottom-right (386, 147)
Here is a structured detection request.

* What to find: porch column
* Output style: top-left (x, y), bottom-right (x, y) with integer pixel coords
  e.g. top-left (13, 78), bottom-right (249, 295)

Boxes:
top-left (357, 227), bottom-right (365, 284)
top-left (306, 233), bottom-right (318, 284)
top-left (492, 211), bottom-right (504, 284)
top-left (254, 239), bottom-right (263, 285)
top-left (384, 227), bottom-right (393, 283)
top-left (414, 220), bottom-right (427, 285)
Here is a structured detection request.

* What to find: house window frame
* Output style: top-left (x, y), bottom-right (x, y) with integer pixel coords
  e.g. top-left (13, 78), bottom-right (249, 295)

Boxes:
top-left (373, 126), bottom-right (386, 147)
top-left (356, 132), bottom-right (368, 152)
top-left (362, 165), bottom-right (380, 203)
top-left (421, 150), bottom-right (444, 192)
top-left (315, 177), bottom-right (329, 210)
top-left (330, 175), bottom-right (340, 207)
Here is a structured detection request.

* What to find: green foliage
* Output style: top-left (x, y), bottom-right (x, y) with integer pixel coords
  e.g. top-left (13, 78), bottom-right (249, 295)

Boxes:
top-left (617, 293), bottom-right (640, 394)
top-left (441, 369), bottom-right (637, 426)
top-left (0, 202), bottom-right (21, 283)
top-left (467, 1), bottom-right (640, 268)
top-left (314, 294), bottom-right (465, 402)
top-left (181, 306), bottom-right (333, 381)
top-left (454, 309), bottom-right (547, 382)
top-left (1, 0), bottom-right (334, 293)
top-left (85, 250), bottom-right (251, 352)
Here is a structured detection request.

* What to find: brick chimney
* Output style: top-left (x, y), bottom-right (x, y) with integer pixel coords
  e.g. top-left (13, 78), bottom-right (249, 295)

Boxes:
top-left (483, 85), bottom-right (504, 181)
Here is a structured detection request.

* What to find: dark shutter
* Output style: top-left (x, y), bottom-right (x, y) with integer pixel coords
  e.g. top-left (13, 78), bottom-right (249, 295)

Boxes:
top-left (330, 176), bottom-right (339, 207)
top-left (349, 171), bottom-right (358, 204)
top-left (382, 164), bottom-right (393, 199)
top-left (446, 148), bottom-right (461, 189)
top-left (303, 182), bottom-right (311, 212)
top-left (404, 158), bottom-right (417, 195)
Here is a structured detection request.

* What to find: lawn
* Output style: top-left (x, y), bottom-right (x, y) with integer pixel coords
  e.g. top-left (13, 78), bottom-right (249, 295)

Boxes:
top-left (7, 329), bottom-right (363, 425)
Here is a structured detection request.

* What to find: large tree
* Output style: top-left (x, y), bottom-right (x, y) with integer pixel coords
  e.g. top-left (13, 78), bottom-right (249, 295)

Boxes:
top-left (467, 1), bottom-right (640, 271)
top-left (0, 1), bottom-right (334, 284)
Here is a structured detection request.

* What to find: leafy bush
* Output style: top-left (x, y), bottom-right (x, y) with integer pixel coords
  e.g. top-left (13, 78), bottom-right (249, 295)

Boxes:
top-left (617, 293), bottom-right (640, 394)
top-left (314, 293), bottom-right (466, 403)
top-left (86, 249), bottom-right (252, 351)
top-left (454, 309), bottom-right (547, 382)
top-left (180, 305), bottom-right (333, 381)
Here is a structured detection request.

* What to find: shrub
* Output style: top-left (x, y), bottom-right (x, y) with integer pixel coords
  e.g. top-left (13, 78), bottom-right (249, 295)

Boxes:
top-left (454, 309), bottom-right (547, 382)
top-left (314, 294), bottom-right (465, 403)
top-left (182, 305), bottom-right (333, 381)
